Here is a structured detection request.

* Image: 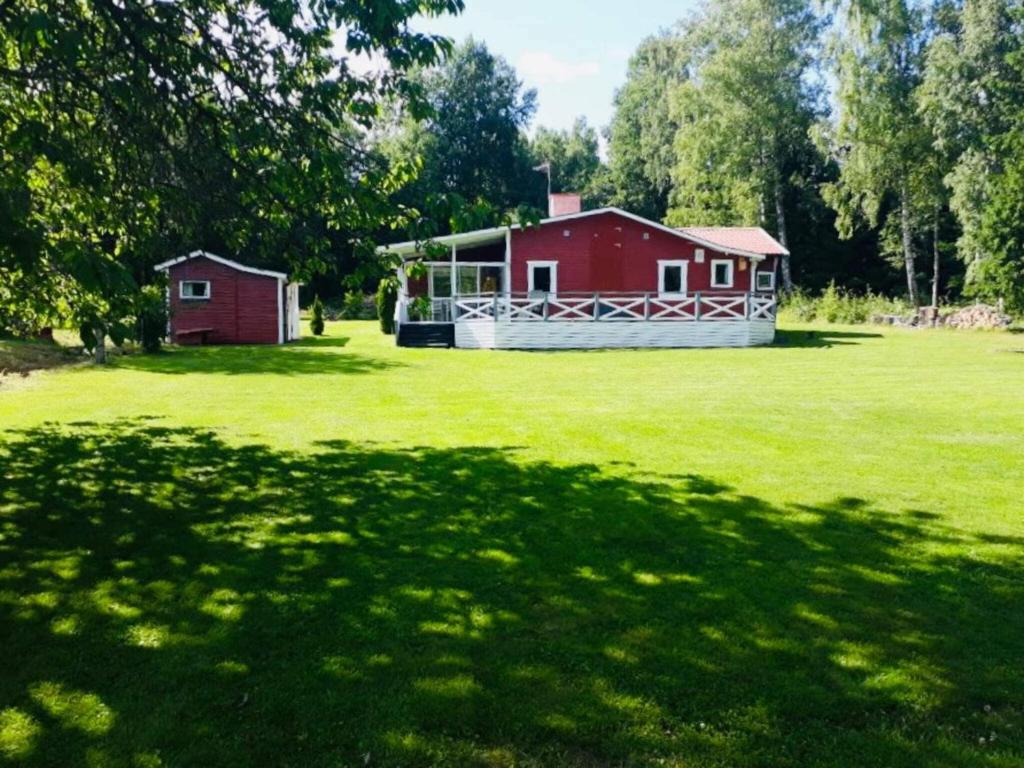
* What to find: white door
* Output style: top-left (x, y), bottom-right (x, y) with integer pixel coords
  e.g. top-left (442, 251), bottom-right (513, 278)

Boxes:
top-left (286, 283), bottom-right (301, 340)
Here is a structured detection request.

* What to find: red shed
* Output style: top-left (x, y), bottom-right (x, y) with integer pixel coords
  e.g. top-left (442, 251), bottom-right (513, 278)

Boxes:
top-left (154, 251), bottom-right (301, 345)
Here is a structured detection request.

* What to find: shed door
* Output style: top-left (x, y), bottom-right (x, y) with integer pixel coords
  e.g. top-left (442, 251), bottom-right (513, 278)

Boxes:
top-left (285, 283), bottom-right (301, 341)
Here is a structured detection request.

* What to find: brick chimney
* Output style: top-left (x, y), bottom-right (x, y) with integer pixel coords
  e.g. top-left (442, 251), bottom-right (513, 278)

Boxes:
top-left (548, 193), bottom-right (582, 218)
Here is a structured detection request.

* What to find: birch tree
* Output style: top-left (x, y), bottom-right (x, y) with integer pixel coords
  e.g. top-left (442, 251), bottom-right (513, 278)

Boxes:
top-left (821, 0), bottom-right (936, 306)
top-left (665, 0), bottom-right (822, 293)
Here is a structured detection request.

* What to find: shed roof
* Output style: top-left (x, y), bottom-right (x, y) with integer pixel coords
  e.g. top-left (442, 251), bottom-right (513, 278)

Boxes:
top-left (676, 227), bottom-right (788, 256)
top-left (154, 250), bottom-right (288, 279)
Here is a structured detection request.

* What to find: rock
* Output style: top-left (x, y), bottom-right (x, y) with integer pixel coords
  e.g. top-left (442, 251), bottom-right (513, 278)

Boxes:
top-left (940, 304), bottom-right (1012, 330)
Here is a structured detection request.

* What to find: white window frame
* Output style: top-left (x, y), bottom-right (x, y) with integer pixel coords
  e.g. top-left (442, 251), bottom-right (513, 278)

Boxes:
top-left (428, 264), bottom-right (452, 298)
top-left (657, 260), bottom-right (688, 298)
top-left (710, 259), bottom-right (734, 289)
top-left (527, 260), bottom-right (558, 297)
top-left (755, 270), bottom-right (775, 291)
top-left (179, 280), bottom-right (211, 300)
top-left (694, 248), bottom-right (705, 263)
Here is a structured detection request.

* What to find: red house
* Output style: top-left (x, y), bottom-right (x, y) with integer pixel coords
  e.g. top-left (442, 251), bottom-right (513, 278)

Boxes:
top-left (381, 195), bottom-right (787, 349)
top-left (154, 251), bottom-right (301, 345)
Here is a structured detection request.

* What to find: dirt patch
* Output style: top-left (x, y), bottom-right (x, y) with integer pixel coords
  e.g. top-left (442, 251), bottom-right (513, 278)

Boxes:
top-left (0, 338), bottom-right (85, 381)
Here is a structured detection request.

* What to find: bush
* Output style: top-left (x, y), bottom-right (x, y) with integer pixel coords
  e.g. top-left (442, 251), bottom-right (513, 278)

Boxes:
top-left (136, 285), bottom-right (167, 353)
top-left (778, 283), bottom-right (911, 325)
top-left (310, 295), bottom-right (325, 336)
top-left (377, 280), bottom-right (397, 335)
top-left (779, 287), bottom-right (819, 322)
top-left (341, 291), bottom-right (369, 319)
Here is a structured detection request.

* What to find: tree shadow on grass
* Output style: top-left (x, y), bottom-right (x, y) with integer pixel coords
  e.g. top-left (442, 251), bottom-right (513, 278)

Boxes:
top-left (0, 420), bottom-right (1021, 767)
top-left (109, 340), bottom-right (402, 376)
top-left (773, 329), bottom-right (884, 348)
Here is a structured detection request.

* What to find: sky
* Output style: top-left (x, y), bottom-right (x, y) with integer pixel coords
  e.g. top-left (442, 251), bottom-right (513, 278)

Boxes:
top-left (415, 0), bottom-right (697, 137)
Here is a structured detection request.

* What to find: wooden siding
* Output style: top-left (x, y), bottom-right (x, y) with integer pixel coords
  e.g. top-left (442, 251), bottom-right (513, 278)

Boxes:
top-left (168, 256), bottom-right (280, 344)
top-left (510, 211), bottom-right (756, 294)
top-left (454, 319), bottom-right (776, 349)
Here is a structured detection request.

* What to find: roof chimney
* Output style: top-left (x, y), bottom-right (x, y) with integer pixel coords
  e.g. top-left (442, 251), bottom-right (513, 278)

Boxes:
top-left (548, 193), bottom-right (582, 218)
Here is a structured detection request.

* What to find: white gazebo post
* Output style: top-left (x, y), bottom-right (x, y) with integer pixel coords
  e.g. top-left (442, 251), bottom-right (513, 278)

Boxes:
top-left (450, 242), bottom-right (457, 321)
top-left (504, 228), bottom-right (512, 320)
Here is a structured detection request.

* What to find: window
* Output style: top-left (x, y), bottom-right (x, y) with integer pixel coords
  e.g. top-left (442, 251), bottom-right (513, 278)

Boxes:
top-left (479, 265), bottom-right (503, 294)
top-left (429, 263), bottom-right (504, 297)
top-left (180, 280), bottom-right (210, 300)
top-left (756, 270), bottom-right (775, 291)
top-left (456, 264), bottom-right (478, 295)
top-left (711, 259), bottom-right (734, 288)
top-left (694, 248), bottom-right (705, 263)
top-left (429, 266), bottom-right (452, 297)
top-left (658, 260), bottom-right (688, 297)
top-left (528, 261), bottom-right (557, 296)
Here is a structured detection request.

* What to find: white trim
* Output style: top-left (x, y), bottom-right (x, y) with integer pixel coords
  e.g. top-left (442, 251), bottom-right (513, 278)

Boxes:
top-left (755, 270), bottom-right (775, 291)
top-left (378, 208), bottom-right (775, 261)
top-left (428, 264), bottom-right (452, 298)
top-left (504, 228), bottom-right (512, 303)
top-left (155, 250), bottom-right (288, 279)
top-left (657, 260), bottom-right (688, 298)
top-left (711, 259), bottom-right (735, 288)
top-left (276, 278), bottom-right (283, 344)
top-left (179, 279), bottom-right (211, 300)
top-left (527, 260), bottom-right (558, 296)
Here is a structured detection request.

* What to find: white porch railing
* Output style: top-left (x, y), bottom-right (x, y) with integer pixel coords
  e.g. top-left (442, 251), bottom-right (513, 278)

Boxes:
top-left (399, 292), bottom-right (775, 324)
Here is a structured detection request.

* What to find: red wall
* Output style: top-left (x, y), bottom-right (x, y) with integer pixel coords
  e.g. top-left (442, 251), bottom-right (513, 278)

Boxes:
top-left (168, 257), bottom-right (280, 344)
top-left (511, 212), bottom-right (756, 294)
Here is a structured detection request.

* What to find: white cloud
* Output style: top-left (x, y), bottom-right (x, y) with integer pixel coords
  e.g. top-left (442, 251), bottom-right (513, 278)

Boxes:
top-left (516, 51), bottom-right (600, 85)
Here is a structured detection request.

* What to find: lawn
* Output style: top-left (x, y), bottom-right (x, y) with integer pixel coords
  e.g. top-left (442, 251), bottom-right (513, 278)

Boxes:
top-left (1, 321), bottom-right (1022, 767)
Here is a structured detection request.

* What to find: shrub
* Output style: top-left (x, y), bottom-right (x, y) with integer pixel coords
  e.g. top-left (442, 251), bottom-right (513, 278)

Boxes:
top-left (310, 295), bottom-right (325, 336)
top-left (136, 284), bottom-right (167, 353)
top-left (342, 291), bottom-right (367, 319)
top-left (777, 283), bottom-right (911, 325)
top-left (818, 281), bottom-right (844, 323)
top-left (377, 280), bottom-right (397, 334)
top-left (778, 287), bottom-right (818, 322)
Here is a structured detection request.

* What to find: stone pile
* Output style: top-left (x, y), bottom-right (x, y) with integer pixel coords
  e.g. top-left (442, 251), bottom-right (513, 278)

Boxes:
top-left (871, 303), bottom-right (1012, 329)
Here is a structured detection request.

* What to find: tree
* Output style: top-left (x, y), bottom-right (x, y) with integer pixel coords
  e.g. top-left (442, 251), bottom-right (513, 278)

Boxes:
top-left (528, 117), bottom-right (604, 206)
top-left (310, 295), bottom-right (325, 336)
top-left (606, 30), bottom-right (694, 221)
top-left (665, 0), bottom-right (823, 293)
top-left (0, 0), bottom-right (463, 359)
top-left (919, 0), bottom-right (1024, 310)
top-left (382, 39), bottom-right (539, 221)
top-left (820, 0), bottom-right (938, 306)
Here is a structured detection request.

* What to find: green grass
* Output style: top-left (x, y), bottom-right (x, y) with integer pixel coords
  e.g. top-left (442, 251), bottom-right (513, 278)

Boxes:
top-left (1, 321), bottom-right (1022, 767)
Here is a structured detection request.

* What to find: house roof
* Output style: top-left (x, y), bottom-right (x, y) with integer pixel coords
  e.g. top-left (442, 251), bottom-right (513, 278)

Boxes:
top-left (676, 227), bottom-right (789, 256)
top-left (378, 207), bottom-right (773, 261)
top-left (153, 250), bottom-right (288, 279)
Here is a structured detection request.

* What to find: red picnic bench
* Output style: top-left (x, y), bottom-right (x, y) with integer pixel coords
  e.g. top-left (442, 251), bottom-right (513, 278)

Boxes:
top-left (175, 327), bottom-right (214, 345)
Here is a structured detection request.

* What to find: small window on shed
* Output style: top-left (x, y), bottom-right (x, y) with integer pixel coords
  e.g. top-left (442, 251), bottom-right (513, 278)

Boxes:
top-left (756, 271), bottom-right (775, 291)
top-left (180, 280), bottom-right (211, 300)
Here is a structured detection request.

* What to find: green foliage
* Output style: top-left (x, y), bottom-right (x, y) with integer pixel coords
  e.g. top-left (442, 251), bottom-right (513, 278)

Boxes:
top-left (0, 0), bottom-right (463, 357)
top-left (606, 31), bottom-right (692, 220)
top-left (779, 283), bottom-right (911, 324)
top-left (666, 0), bottom-right (820, 219)
top-left (528, 118), bottom-right (605, 206)
top-left (377, 279), bottom-right (397, 335)
top-left (310, 296), bottom-right (326, 337)
top-left (135, 284), bottom-right (167, 354)
top-left (382, 39), bottom-right (541, 222)
top-left (918, 0), bottom-right (1024, 312)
